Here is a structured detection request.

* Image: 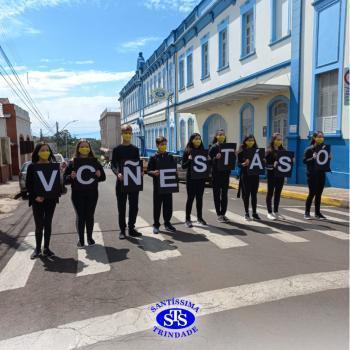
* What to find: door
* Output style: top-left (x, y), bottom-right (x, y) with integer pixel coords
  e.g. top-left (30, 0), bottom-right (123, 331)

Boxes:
top-left (271, 101), bottom-right (288, 147)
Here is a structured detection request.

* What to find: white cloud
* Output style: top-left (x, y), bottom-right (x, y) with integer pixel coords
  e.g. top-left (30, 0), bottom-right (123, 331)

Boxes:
top-left (144, 0), bottom-right (200, 13)
top-left (119, 36), bottom-right (160, 52)
top-left (74, 60), bottom-right (94, 65)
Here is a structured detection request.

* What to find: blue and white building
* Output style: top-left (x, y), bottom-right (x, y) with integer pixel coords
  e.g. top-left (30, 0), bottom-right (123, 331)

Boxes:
top-left (119, 0), bottom-right (349, 188)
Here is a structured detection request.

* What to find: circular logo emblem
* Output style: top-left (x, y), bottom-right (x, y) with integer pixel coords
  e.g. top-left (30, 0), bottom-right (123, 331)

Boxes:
top-left (156, 308), bottom-right (196, 330)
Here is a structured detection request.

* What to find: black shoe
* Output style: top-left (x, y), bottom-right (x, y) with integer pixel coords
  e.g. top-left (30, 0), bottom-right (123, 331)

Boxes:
top-left (244, 214), bottom-right (251, 221)
top-left (30, 249), bottom-right (41, 260)
top-left (315, 213), bottom-right (327, 220)
top-left (42, 248), bottom-right (55, 257)
top-left (165, 223), bottom-right (176, 232)
top-left (153, 226), bottom-right (160, 234)
top-left (252, 213), bottom-right (261, 220)
top-left (119, 231), bottom-right (126, 240)
top-left (304, 213), bottom-right (311, 220)
top-left (129, 228), bottom-right (142, 237)
top-left (77, 241), bottom-right (85, 249)
top-left (197, 218), bottom-right (207, 226)
top-left (87, 238), bottom-right (95, 246)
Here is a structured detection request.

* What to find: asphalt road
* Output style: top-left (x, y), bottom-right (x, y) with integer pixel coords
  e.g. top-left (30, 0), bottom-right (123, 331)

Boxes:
top-left (0, 169), bottom-right (348, 350)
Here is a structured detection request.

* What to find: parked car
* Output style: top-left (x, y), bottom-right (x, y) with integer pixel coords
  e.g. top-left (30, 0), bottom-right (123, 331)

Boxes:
top-left (140, 156), bottom-right (149, 174)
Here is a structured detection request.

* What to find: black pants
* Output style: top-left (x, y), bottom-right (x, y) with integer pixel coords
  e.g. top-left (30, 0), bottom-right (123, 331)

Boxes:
top-left (32, 199), bottom-right (56, 251)
top-left (72, 190), bottom-right (98, 244)
top-left (266, 172), bottom-right (284, 213)
top-left (212, 173), bottom-right (230, 216)
top-left (116, 184), bottom-right (139, 231)
top-left (186, 178), bottom-right (205, 220)
top-left (241, 174), bottom-right (259, 214)
top-left (153, 190), bottom-right (173, 228)
top-left (305, 172), bottom-right (326, 215)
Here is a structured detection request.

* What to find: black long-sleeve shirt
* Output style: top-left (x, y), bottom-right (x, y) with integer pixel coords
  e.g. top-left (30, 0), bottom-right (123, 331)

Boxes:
top-left (64, 159), bottom-right (106, 191)
top-left (111, 144), bottom-right (140, 176)
top-left (147, 152), bottom-right (175, 187)
top-left (265, 147), bottom-right (285, 172)
top-left (303, 144), bottom-right (327, 175)
top-left (208, 143), bottom-right (230, 176)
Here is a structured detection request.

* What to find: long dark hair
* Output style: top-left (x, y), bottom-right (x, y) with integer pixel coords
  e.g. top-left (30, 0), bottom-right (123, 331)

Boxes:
top-left (268, 132), bottom-right (284, 152)
top-left (31, 142), bottom-right (56, 163)
top-left (238, 134), bottom-right (258, 152)
top-left (74, 139), bottom-right (96, 158)
top-left (212, 129), bottom-right (226, 144)
top-left (310, 131), bottom-right (324, 145)
top-left (185, 133), bottom-right (204, 153)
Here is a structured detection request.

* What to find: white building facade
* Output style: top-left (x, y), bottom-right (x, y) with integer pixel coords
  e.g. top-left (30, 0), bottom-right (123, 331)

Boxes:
top-left (119, 0), bottom-right (349, 188)
top-left (99, 109), bottom-right (121, 159)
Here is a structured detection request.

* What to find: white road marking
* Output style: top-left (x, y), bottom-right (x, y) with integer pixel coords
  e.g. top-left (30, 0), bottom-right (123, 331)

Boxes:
top-left (173, 211), bottom-right (248, 249)
top-left (0, 232), bottom-right (36, 292)
top-left (321, 208), bottom-right (350, 218)
top-left (77, 223), bottom-right (110, 277)
top-left (285, 208), bottom-right (348, 223)
top-left (216, 210), bottom-right (308, 243)
top-left (134, 217), bottom-right (181, 261)
top-left (258, 208), bottom-right (349, 241)
top-left (1, 270), bottom-right (347, 349)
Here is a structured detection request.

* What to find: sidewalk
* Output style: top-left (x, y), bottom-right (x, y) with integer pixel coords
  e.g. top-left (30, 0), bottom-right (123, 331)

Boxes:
top-left (0, 177), bottom-right (21, 215)
top-left (229, 177), bottom-right (349, 209)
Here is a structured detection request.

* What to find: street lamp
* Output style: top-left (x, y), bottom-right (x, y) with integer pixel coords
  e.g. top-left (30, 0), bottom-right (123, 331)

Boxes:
top-left (58, 120), bottom-right (78, 158)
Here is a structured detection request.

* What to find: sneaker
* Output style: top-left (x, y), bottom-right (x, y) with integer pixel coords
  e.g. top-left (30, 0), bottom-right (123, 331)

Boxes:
top-left (129, 228), bottom-right (142, 237)
top-left (304, 213), bottom-right (311, 220)
top-left (222, 215), bottom-right (230, 222)
top-left (165, 223), bottom-right (176, 232)
top-left (252, 213), bottom-right (261, 220)
top-left (30, 249), bottom-right (41, 260)
top-left (119, 231), bottom-right (126, 240)
top-left (274, 213), bottom-right (285, 220)
top-left (217, 215), bottom-right (225, 223)
top-left (153, 226), bottom-right (159, 234)
top-left (315, 213), bottom-right (327, 220)
top-left (77, 241), bottom-right (85, 249)
top-left (185, 220), bottom-right (193, 228)
top-left (42, 248), bottom-right (55, 257)
top-left (244, 214), bottom-right (251, 221)
top-left (267, 213), bottom-right (276, 220)
top-left (197, 218), bottom-right (207, 226)
top-left (87, 238), bottom-right (95, 246)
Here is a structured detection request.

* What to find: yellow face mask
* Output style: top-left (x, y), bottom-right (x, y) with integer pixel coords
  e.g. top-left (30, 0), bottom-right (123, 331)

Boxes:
top-left (192, 139), bottom-right (202, 147)
top-left (216, 135), bottom-right (225, 143)
top-left (274, 140), bottom-right (283, 148)
top-left (122, 133), bottom-right (132, 142)
top-left (315, 137), bottom-right (324, 145)
top-left (79, 147), bottom-right (90, 155)
top-left (245, 140), bottom-right (255, 148)
top-left (38, 151), bottom-right (50, 160)
top-left (158, 144), bottom-right (167, 153)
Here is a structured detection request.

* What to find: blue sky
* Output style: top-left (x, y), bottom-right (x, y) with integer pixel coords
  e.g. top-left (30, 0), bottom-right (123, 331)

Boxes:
top-left (0, 0), bottom-right (200, 138)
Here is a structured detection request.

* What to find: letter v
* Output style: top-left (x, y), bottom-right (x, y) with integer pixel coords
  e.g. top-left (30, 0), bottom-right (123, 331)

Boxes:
top-left (37, 170), bottom-right (58, 191)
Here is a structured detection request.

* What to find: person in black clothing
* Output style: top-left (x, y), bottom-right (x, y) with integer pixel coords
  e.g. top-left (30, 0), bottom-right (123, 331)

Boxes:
top-left (303, 131), bottom-right (330, 220)
top-left (147, 136), bottom-right (177, 234)
top-left (64, 140), bottom-right (106, 248)
top-left (112, 125), bottom-right (142, 239)
top-left (265, 133), bottom-right (287, 221)
top-left (182, 133), bottom-right (207, 227)
top-left (237, 135), bottom-right (261, 221)
top-left (26, 142), bottom-right (60, 259)
top-left (208, 129), bottom-right (230, 223)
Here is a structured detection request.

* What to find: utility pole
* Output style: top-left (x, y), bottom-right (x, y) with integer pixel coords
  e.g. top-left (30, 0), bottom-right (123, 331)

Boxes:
top-left (40, 129), bottom-right (43, 141)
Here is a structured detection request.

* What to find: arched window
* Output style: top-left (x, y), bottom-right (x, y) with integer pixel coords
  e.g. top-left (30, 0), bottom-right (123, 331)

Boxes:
top-left (271, 101), bottom-right (288, 147)
top-left (240, 103), bottom-right (254, 141)
top-left (187, 118), bottom-right (194, 139)
top-left (180, 120), bottom-right (186, 150)
top-left (203, 114), bottom-right (227, 148)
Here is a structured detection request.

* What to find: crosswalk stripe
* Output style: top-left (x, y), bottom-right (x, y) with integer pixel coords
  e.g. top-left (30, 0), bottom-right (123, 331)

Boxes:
top-left (285, 208), bottom-right (348, 223)
top-left (77, 223), bottom-right (110, 277)
top-left (258, 208), bottom-right (349, 240)
top-left (173, 211), bottom-right (248, 249)
top-left (321, 208), bottom-right (350, 218)
top-left (214, 210), bottom-right (308, 243)
top-left (134, 217), bottom-right (181, 261)
top-left (0, 232), bottom-right (37, 292)
top-left (0, 269), bottom-right (347, 349)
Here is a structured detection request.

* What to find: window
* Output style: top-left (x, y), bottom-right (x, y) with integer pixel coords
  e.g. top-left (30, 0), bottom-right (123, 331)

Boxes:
top-left (158, 72), bottom-right (161, 88)
top-left (163, 68), bottom-right (166, 90)
top-left (241, 104), bottom-right (254, 140)
top-left (316, 70), bottom-right (338, 134)
top-left (241, 7), bottom-right (255, 58)
top-left (170, 127), bottom-right (175, 151)
top-left (180, 120), bottom-right (186, 149)
top-left (272, 0), bottom-right (290, 42)
top-left (186, 52), bottom-right (193, 86)
top-left (178, 57), bottom-right (185, 90)
top-left (201, 41), bottom-right (209, 78)
top-left (168, 63), bottom-right (173, 92)
top-left (218, 28), bottom-right (228, 69)
top-left (187, 119), bottom-right (194, 138)
top-left (164, 127), bottom-right (167, 139)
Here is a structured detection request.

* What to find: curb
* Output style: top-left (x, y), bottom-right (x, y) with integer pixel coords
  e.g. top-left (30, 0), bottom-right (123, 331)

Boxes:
top-left (229, 182), bottom-right (349, 208)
